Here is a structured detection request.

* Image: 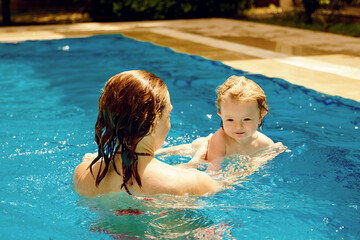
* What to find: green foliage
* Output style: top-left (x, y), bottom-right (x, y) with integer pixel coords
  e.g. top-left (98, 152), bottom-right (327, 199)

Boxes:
top-left (89, 0), bottom-right (247, 21)
top-left (249, 10), bottom-right (360, 37)
top-left (328, 22), bottom-right (360, 36)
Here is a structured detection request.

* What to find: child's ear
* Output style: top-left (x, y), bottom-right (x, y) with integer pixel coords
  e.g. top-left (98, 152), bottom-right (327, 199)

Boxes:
top-left (217, 112), bottom-right (222, 118)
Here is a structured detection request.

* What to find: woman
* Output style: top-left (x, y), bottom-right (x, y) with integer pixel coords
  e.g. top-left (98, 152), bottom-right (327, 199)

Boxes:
top-left (72, 70), bottom-right (219, 198)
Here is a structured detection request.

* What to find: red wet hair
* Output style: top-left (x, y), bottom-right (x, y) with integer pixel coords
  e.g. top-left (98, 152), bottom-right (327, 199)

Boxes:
top-left (89, 70), bottom-right (168, 191)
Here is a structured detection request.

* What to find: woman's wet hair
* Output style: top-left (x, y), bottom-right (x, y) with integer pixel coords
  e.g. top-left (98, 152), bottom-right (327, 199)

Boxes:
top-left (88, 70), bottom-right (168, 192)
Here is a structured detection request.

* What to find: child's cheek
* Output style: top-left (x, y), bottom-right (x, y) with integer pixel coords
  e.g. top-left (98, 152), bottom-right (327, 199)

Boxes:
top-left (224, 122), bottom-right (232, 130)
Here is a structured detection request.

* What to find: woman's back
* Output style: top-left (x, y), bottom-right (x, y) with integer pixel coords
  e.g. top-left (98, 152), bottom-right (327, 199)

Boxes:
top-left (73, 154), bottom-right (218, 198)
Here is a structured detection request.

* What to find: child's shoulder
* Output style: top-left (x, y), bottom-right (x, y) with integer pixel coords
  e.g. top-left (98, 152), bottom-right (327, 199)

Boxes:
top-left (211, 127), bottom-right (227, 142)
top-left (207, 128), bottom-right (227, 160)
top-left (256, 131), bottom-right (274, 148)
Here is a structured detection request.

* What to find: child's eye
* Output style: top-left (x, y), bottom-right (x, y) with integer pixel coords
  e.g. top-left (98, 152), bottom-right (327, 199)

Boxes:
top-left (244, 118), bottom-right (251, 121)
top-left (226, 119), bottom-right (234, 122)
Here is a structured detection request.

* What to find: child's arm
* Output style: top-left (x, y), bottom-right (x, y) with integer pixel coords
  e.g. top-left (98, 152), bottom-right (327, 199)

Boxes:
top-left (206, 128), bottom-right (226, 171)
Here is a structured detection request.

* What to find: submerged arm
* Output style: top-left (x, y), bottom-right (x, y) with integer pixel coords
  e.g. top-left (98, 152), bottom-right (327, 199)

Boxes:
top-left (224, 142), bottom-right (287, 186)
top-left (249, 142), bottom-right (287, 171)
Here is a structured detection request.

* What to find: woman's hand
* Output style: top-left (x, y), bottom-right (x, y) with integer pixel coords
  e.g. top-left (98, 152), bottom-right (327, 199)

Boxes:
top-left (155, 134), bottom-right (213, 157)
top-left (188, 134), bottom-right (213, 164)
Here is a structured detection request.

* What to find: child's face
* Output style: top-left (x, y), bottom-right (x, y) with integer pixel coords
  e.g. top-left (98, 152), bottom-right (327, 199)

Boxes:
top-left (218, 98), bottom-right (264, 142)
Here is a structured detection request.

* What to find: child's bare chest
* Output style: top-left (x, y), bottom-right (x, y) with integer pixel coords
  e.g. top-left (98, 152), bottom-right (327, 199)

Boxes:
top-left (225, 139), bottom-right (258, 156)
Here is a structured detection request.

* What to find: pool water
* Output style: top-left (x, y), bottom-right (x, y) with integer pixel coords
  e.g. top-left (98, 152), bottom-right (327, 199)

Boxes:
top-left (1, 35), bottom-right (359, 239)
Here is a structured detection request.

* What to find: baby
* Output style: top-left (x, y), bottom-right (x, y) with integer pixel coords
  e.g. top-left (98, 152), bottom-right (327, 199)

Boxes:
top-left (156, 75), bottom-right (282, 172)
top-left (207, 75), bottom-right (274, 164)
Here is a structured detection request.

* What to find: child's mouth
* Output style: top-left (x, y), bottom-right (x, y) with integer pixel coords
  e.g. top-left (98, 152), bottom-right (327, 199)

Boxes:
top-left (234, 132), bottom-right (245, 135)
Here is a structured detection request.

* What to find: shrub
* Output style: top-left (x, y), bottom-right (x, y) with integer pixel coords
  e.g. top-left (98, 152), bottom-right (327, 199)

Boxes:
top-left (89, 0), bottom-right (247, 21)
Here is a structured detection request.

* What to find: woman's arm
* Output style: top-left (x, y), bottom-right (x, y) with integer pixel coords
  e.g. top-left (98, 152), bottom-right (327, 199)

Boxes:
top-left (192, 170), bottom-right (220, 195)
top-left (186, 136), bottom-right (210, 165)
top-left (173, 164), bottom-right (220, 195)
top-left (249, 142), bottom-right (287, 171)
top-left (172, 134), bottom-right (213, 168)
top-left (155, 143), bottom-right (193, 156)
top-left (155, 135), bottom-right (212, 156)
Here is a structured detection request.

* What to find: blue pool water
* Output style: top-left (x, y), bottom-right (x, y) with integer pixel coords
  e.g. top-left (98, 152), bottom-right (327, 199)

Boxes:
top-left (1, 34), bottom-right (359, 239)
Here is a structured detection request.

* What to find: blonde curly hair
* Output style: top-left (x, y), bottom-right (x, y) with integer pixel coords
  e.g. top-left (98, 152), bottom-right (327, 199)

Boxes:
top-left (216, 76), bottom-right (269, 115)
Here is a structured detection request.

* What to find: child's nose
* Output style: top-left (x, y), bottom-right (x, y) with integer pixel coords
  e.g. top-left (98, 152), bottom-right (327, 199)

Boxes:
top-left (235, 121), bottom-right (243, 128)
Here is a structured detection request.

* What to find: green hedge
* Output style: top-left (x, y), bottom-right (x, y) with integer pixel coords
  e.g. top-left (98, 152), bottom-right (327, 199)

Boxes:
top-left (90, 0), bottom-right (247, 21)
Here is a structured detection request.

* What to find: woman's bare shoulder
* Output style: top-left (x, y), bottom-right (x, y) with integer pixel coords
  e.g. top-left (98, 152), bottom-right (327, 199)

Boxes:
top-left (73, 153), bottom-right (97, 184)
top-left (72, 154), bottom-right (99, 197)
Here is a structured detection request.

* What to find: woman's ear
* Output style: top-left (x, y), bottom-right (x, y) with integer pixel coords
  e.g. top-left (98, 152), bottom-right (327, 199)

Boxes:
top-left (149, 118), bottom-right (160, 137)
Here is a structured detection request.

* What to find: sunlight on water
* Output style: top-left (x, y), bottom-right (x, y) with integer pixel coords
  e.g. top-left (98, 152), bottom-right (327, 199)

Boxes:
top-left (74, 144), bottom-right (289, 239)
top-left (77, 185), bottom-right (242, 239)
top-left (1, 35), bottom-right (359, 239)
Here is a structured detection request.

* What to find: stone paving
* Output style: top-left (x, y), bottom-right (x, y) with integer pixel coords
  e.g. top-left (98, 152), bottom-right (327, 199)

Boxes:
top-left (1, 18), bottom-right (359, 101)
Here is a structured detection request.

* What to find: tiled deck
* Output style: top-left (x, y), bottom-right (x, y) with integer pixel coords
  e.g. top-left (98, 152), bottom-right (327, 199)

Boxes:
top-left (1, 18), bottom-right (359, 101)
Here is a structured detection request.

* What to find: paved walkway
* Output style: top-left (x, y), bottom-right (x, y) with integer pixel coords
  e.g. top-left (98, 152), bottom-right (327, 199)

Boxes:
top-left (1, 18), bottom-right (359, 101)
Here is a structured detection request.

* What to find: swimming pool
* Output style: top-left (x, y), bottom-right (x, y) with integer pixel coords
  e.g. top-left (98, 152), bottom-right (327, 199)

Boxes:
top-left (1, 34), bottom-right (359, 239)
